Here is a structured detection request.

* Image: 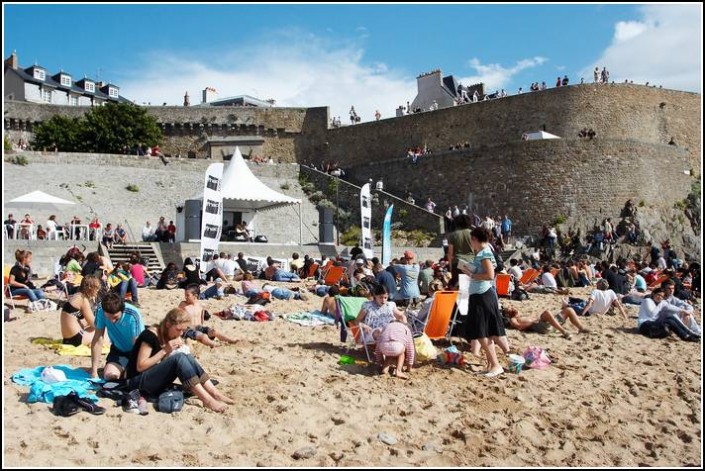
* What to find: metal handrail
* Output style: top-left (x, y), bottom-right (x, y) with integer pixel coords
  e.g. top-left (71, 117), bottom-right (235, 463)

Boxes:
top-left (124, 218), bottom-right (137, 243)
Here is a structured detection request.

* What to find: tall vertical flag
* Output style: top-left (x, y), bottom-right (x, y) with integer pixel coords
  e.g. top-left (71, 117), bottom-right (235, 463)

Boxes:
top-left (360, 183), bottom-right (374, 258)
top-left (382, 204), bottom-right (394, 266)
top-left (199, 163), bottom-right (224, 268)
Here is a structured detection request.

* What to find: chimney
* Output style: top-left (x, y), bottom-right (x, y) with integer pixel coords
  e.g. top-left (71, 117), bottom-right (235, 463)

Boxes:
top-left (184, 91), bottom-right (190, 107)
top-left (4, 50), bottom-right (18, 70)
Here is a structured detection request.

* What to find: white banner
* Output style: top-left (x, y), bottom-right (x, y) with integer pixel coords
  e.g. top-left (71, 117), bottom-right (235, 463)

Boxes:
top-left (360, 183), bottom-right (374, 259)
top-left (199, 163), bottom-right (224, 268)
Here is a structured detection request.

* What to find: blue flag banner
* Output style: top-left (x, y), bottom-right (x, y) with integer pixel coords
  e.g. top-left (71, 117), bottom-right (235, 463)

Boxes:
top-left (382, 204), bottom-right (393, 266)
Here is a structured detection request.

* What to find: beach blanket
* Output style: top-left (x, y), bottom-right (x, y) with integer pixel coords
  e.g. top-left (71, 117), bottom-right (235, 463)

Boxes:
top-left (284, 310), bottom-right (335, 327)
top-left (32, 338), bottom-right (111, 356)
top-left (11, 365), bottom-right (102, 404)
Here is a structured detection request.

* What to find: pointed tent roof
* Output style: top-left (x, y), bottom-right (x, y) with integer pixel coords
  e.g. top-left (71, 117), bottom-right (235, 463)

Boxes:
top-left (525, 131), bottom-right (561, 140)
top-left (8, 190), bottom-right (76, 205)
top-left (219, 147), bottom-right (301, 211)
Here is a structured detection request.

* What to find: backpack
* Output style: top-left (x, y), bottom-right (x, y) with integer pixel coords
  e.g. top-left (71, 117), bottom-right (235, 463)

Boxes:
top-left (511, 288), bottom-right (529, 301)
top-left (157, 390), bottom-right (184, 413)
top-left (523, 346), bottom-right (551, 369)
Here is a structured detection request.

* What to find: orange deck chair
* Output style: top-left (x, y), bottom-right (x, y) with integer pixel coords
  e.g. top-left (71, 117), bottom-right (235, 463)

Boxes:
top-left (324, 265), bottom-right (346, 286)
top-left (423, 291), bottom-right (459, 340)
top-left (519, 268), bottom-right (540, 286)
top-left (495, 273), bottom-right (512, 297)
top-left (4, 266), bottom-right (29, 309)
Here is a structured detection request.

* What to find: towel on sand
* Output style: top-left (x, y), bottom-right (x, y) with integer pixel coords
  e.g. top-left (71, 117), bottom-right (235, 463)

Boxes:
top-left (32, 338), bottom-right (110, 356)
top-left (11, 365), bottom-right (102, 404)
top-left (284, 310), bottom-right (335, 327)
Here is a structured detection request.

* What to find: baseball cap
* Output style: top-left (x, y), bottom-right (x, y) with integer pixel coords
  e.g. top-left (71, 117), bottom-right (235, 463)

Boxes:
top-left (403, 250), bottom-right (416, 260)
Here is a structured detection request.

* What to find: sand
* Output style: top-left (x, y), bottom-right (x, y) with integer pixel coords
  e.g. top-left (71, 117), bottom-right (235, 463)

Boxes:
top-left (3, 281), bottom-right (702, 467)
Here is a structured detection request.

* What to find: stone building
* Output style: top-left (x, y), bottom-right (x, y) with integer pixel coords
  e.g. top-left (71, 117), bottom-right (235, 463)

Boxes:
top-left (3, 52), bottom-right (127, 107)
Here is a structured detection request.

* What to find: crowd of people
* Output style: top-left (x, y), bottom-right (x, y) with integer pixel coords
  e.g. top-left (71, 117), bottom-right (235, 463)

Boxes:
top-left (4, 213), bottom-right (130, 244)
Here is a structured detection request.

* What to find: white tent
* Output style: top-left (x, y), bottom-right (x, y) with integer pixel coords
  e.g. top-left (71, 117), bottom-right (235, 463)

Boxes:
top-left (7, 190), bottom-right (76, 210)
top-left (523, 131), bottom-right (561, 140)
top-left (192, 147), bottom-right (304, 244)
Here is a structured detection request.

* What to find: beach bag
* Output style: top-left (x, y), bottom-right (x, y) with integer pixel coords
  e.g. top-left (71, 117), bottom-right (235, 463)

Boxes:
top-left (523, 346), bottom-right (551, 369)
top-left (413, 333), bottom-right (438, 361)
top-left (254, 235), bottom-right (268, 243)
top-left (157, 390), bottom-right (184, 413)
top-left (511, 288), bottom-right (529, 301)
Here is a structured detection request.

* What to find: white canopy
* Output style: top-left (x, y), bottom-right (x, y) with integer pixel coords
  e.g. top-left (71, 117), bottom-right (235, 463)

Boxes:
top-left (219, 148), bottom-right (301, 211)
top-left (7, 190), bottom-right (76, 209)
top-left (523, 131), bottom-right (561, 140)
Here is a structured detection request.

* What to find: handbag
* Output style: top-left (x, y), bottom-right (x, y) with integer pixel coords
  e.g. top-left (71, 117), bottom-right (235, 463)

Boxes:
top-left (413, 333), bottom-right (438, 361)
top-left (157, 390), bottom-right (184, 413)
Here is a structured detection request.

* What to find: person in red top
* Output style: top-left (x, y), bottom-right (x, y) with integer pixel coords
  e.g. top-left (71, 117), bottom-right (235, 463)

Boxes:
top-left (89, 217), bottom-right (102, 241)
top-left (167, 220), bottom-right (176, 243)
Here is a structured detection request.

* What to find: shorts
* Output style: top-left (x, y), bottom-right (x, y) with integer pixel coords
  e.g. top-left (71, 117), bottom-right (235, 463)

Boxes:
top-left (378, 340), bottom-right (406, 357)
top-left (183, 325), bottom-right (213, 340)
top-left (106, 346), bottom-right (131, 371)
top-left (62, 331), bottom-right (84, 347)
top-left (530, 312), bottom-right (565, 334)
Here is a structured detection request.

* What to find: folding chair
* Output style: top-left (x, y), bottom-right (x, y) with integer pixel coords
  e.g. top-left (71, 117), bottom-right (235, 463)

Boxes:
top-left (336, 295), bottom-right (374, 361)
top-left (4, 266), bottom-right (28, 309)
top-left (495, 273), bottom-right (512, 297)
top-left (648, 274), bottom-right (669, 289)
top-left (305, 262), bottom-right (320, 279)
top-left (519, 268), bottom-right (540, 286)
top-left (423, 291), bottom-right (459, 340)
top-left (324, 266), bottom-right (346, 286)
top-left (449, 274), bottom-right (471, 344)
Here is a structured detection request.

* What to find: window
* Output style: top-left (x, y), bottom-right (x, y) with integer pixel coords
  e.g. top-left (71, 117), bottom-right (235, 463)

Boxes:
top-left (85, 81), bottom-right (95, 92)
top-left (34, 69), bottom-right (45, 80)
top-left (60, 75), bottom-right (71, 87)
top-left (41, 89), bottom-right (52, 103)
top-left (70, 96), bottom-right (79, 106)
top-left (108, 87), bottom-right (118, 98)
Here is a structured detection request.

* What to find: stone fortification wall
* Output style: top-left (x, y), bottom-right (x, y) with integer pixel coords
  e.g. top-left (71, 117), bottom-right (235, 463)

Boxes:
top-left (4, 101), bottom-right (329, 162)
top-left (343, 139), bottom-right (695, 238)
top-left (324, 84), bottom-right (701, 171)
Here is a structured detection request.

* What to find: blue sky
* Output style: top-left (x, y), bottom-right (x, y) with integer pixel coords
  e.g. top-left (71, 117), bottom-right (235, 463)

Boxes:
top-left (4, 4), bottom-right (701, 120)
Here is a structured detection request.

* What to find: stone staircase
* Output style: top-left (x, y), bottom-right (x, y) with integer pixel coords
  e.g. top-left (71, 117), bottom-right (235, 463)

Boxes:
top-left (102, 243), bottom-right (165, 273)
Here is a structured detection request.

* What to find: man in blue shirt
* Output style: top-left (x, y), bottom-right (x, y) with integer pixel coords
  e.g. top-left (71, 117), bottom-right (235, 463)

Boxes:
top-left (90, 292), bottom-right (145, 380)
top-left (394, 251), bottom-right (421, 307)
top-left (501, 215), bottom-right (512, 242)
top-left (374, 263), bottom-right (397, 300)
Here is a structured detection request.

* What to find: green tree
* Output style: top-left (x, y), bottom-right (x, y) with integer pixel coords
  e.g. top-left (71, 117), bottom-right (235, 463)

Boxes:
top-left (81, 102), bottom-right (162, 153)
top-left (32, 115), bottom-right (83, 151)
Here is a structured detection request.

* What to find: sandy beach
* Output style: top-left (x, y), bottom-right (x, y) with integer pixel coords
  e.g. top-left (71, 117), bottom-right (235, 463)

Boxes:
top-left (3, 281), bottom-right (702, 467)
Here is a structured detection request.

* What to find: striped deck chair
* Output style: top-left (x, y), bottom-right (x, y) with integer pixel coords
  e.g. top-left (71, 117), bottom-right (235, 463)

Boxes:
top-left (335, 295), bottom-right (374, 361)
top-left (648, 273), bottom-right (669, 289)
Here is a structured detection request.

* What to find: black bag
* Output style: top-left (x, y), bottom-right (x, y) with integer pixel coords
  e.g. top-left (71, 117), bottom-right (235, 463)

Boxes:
top-left (254, 235), bottom-right (268, 243)
top-left (157, 390), bottom-right (184, 413)
top-left (511, 288), bottom-right (529, 301)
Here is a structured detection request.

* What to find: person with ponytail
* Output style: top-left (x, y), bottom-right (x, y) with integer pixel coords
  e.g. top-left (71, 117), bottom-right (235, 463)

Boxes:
top-left (125, 308), bottom-right (234, 413)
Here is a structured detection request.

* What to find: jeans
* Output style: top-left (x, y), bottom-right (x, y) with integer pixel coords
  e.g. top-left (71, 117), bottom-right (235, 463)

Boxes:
top-left (117, 278), bottom-right (139, 303)
top-left (270, 287), bottom-right (299, 300)
top-left (273, 271), bottom-right (300, 282)
top-left (201, 279), bottom-right (224, 299)
top-left (640, 317), bottom-right (698, 341)
top-left (127, 352), bottom-right (208, 396)
top-left (9, 287), bottom-right (45, 302)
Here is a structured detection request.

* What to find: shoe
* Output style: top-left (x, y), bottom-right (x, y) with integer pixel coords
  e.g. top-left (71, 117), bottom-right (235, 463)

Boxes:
top-left (483, 368), bottom-right (504, 378)
top-left (122, 389), bottom-right (140, 414)
top-left (129, 301), bottom-right (141, 308)
top-left (68, 392), bottom-right (106, 415)
top-left (562, 332), bottom-right (573, 340)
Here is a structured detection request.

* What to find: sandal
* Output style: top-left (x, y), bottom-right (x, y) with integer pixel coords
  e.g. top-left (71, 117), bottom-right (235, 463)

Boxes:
top-left (68, 392), bottom-right (106, 415)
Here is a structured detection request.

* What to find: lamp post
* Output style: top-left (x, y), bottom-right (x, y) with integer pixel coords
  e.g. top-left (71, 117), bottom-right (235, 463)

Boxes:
top-left (335, 178), bottom-right (340, 246)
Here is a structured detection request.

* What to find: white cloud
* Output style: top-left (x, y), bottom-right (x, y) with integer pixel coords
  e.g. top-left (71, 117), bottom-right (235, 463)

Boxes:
top-left (581, 5), bottom-right (701, 91)
top-left (457, 56), bottom-right (548, 91)
top-left (118, 31), bottom-right (415, 123)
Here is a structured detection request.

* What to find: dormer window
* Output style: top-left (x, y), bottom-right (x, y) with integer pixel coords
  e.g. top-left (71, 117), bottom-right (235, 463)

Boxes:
top-left (85, 81), bottom-right (95, 93)
top-left (108, 87), bottom-right (118, 98)
top-left (60, 75), bottom-right (71, 87)
top-left (34, 69), bottom-right (45, 81)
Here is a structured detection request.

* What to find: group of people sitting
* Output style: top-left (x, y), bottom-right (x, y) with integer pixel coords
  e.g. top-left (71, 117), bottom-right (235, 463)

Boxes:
top-left (142, 217), bottom-right (176, 243)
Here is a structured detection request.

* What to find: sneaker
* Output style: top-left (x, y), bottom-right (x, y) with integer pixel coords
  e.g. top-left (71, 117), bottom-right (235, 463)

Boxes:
top-left (138, 396), bottom-right (149, 415)
top-left (122, 389), bottom-right (140, 414)
top-left (128, 300), bottom-right (141, 308)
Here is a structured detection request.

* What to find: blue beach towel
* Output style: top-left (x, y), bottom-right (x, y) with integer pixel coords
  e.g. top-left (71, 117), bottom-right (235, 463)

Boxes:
top-left (11, 365), bottom-right (102, 404)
